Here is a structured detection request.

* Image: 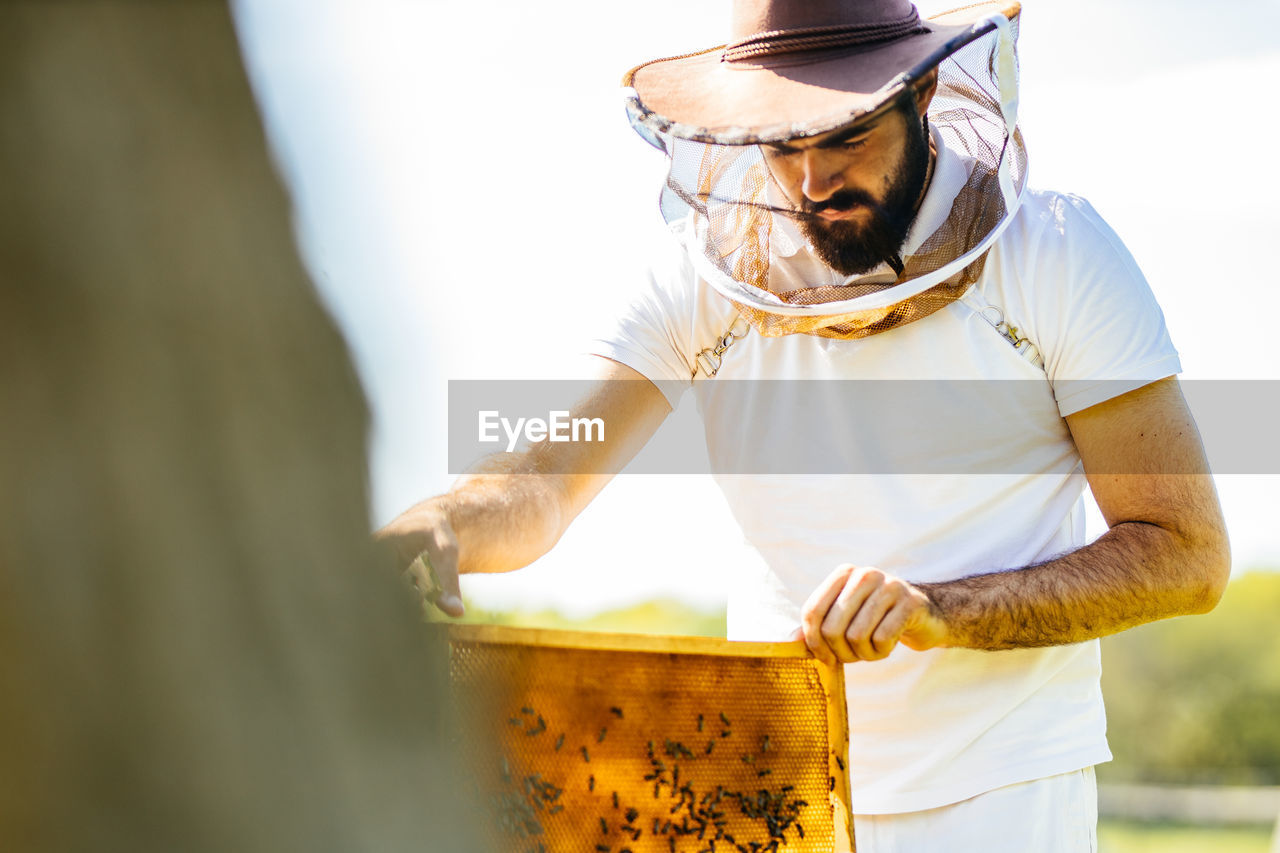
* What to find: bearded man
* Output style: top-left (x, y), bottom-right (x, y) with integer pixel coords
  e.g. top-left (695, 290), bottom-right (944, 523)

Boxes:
top-left (379, 1), bottom-right (1230, 849)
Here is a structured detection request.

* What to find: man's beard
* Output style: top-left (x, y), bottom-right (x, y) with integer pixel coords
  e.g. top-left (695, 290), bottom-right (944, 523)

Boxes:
top-left (795, 110), bottom-right (931, 277)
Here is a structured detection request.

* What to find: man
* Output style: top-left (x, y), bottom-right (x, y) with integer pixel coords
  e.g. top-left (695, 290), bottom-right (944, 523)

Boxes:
top-left (379, 0), bottom-right (1230, 849)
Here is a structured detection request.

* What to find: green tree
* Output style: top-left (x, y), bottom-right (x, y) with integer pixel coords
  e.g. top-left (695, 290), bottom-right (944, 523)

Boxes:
top-left (1100, 571), bottom-right (1280, 785)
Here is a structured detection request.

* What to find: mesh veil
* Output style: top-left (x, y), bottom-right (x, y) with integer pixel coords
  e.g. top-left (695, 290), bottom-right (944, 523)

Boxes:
top-left (625, 12), bottom-right (1027, 339)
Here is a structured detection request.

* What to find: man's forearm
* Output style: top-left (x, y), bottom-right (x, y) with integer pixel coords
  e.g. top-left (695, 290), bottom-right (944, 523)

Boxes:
top-left (800, 381), bottom-right (1231, 664)
top-left (921, 517), bottom-right (1230, 651)
top-left (376, 360), bottom-right (671, 616)
top-left (437, 456), bottom-right (574, 576)
top-left (393, 450), bottom-right (585, 578)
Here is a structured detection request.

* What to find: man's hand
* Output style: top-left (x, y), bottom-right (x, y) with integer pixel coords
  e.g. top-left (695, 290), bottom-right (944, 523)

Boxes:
top-left (800, 564), bottom-right (948, 665)
top-left (376, 500), bottom-right (466, 618)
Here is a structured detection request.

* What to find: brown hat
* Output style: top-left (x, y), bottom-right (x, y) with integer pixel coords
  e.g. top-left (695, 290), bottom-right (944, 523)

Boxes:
top-left (623, 0), bottom-right (1021, 144)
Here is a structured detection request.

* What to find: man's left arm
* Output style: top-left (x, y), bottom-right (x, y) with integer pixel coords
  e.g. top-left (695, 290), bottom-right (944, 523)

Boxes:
top-left (800, 376), bottom-right (1231, 664)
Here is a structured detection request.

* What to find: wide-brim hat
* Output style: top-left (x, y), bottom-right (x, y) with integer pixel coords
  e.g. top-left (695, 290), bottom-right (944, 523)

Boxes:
top-left (623, 0), bottom-right (1021, 145)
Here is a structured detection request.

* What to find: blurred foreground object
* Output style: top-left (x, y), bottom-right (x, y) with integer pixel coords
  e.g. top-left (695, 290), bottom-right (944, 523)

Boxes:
top-left (0, 3), bottom-right (480, 850)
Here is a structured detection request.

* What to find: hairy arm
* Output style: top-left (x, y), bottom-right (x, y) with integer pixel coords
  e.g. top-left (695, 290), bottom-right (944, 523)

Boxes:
top-left (802, 377), bottom-right (1231, 664)
top-left (375, 357), bottom-right (671, 616)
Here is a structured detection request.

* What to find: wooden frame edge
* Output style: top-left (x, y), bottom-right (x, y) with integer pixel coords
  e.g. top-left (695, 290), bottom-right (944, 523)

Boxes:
top-left (436, 622), bottom-right (814, 658)
top-left (820, 663), bottom-right (854, 851)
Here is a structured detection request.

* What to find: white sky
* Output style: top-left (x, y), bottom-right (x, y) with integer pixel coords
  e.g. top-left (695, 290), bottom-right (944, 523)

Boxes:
top-left (234, 0), bottom-right (1280, 617)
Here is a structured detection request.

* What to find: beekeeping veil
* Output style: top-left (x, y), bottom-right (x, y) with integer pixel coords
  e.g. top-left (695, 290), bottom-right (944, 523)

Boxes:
top-left (622, 0), bottom-right (1026, 339)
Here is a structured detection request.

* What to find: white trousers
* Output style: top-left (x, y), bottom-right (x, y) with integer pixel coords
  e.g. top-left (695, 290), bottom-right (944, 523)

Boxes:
top-left (853, 768), bottom-right (1098, 853)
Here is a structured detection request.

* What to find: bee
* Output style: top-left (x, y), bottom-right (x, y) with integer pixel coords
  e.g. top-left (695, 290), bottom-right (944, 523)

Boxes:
top-left (581, 746), bottom-right (591, 763)
top-left (554, 733), bottom-right (565, 751)
top-left (610, 706), bottom-right (624, 718)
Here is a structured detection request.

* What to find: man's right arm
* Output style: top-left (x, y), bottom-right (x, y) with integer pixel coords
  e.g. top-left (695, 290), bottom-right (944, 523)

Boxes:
top-left (375, 356), bottom-right (673, 616)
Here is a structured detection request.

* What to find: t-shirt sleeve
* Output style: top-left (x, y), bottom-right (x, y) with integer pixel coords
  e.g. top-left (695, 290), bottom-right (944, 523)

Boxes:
top-left (1025, 193), bottom-right (1181, 417)
top-left (587, 226), bottom-right (699, 409)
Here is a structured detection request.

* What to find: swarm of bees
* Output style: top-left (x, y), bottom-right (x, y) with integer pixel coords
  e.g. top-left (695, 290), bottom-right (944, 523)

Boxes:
top-left (491, 703), bottom-right (818, 853)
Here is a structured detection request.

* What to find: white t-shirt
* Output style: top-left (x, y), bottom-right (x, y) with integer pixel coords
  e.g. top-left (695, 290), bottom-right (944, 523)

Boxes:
top-left (589, 137), bottom-right (1180, 814)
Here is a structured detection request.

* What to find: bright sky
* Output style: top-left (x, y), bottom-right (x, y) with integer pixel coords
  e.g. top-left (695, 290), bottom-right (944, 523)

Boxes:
top-left (234, 0), bottom-right (1280, 616)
